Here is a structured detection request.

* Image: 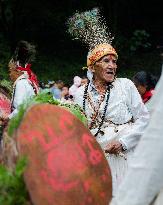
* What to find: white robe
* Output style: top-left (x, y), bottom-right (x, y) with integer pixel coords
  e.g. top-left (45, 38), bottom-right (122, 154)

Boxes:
top-left (110, 70), bottom-right (163, 205)
top-left (74, 78), bottom-right (149, 195)
top-left (9, 75), bottom-right (35, 119)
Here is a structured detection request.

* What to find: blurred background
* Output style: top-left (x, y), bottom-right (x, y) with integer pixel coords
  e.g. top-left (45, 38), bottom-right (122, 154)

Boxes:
top-left (0, 0), bottom-right (162, 83)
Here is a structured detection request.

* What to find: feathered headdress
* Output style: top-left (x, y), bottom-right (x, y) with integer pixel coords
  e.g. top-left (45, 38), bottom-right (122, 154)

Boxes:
top-left (67, 8), bottom-right (113, 49)
top-left (67, 8), bottom-right (118, 67)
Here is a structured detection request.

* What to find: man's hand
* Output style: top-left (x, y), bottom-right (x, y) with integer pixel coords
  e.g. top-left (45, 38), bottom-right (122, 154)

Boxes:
top-left (105, 140), bottom-right (123, 155)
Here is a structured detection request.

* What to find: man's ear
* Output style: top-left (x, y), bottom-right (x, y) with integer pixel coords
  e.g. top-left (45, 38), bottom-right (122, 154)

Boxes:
top-left (89, 65), bottom-right (95, 73)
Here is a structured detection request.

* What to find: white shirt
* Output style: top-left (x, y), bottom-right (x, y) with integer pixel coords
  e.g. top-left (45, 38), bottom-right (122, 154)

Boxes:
top-left (69, 85), bottom-right (80, 97)
top-left (74, 77), bottom-right (150, 195)
top-left (9, 75), bottom-right (35, 119)
top-left (74, 78), bottom-right (149, 151)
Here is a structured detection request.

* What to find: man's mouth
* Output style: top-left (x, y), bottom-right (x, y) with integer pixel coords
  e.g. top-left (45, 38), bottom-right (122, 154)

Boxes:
top-left (106, 70), bottom-right (114, 75)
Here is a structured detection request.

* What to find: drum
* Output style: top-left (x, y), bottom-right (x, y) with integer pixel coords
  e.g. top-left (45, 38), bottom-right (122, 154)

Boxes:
top-left (15, 104), bottom-right (112, 205)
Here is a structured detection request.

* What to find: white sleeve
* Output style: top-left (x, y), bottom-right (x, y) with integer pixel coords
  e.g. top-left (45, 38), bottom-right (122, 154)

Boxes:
top-left (69, 85), bottom-right (76, 96)
top-left (73, 86), bottom-right (85, 108)
top-left (119, 80), bottom-right (150, 150)
top-left (9, 80), bottom-right (33, 119)
top-left (111, 75), bottom-right (163, 205)
top-left (14, 80), bottom-right (28, 107)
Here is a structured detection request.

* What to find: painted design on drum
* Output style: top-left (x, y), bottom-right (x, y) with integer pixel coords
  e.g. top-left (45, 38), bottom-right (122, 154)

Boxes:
top-left (16, 105), bottom-right (111, 205)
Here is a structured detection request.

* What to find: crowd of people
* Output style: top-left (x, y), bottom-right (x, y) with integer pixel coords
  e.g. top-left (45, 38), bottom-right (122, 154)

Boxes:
top-left (0, 7), bottom-right (163, 205)
top-left (39, 75), bottom-right (89, 101)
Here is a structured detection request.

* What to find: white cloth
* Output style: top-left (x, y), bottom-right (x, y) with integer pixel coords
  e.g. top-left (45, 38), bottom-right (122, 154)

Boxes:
top-left (110, 71), bottom-right (163, 205)
top-left (145, 98), bottom-right (153, 113)
top-left (74, 78), bottom-right (149, 195)
top-left (69, 76), bottom-right (81, 97)
top-left (69, 84), bottom-right (79, 97)
top-left (87, 69), bottom-right (93, 81)
top-left (9, 75), bottom-right (35, 119)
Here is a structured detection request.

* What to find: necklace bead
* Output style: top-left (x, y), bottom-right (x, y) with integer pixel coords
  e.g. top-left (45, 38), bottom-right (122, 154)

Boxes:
top-left (83, 81), bottom-right (111, 137)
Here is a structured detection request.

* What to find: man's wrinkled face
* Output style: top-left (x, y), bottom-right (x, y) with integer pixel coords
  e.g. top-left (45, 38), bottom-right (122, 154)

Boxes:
top-left (91, 54), bottom-right (117, 83)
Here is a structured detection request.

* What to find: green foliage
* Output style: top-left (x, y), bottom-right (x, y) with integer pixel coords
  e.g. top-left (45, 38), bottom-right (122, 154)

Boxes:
top-left (8, 103), bottom-right (28, 137)
top-left (0, 36), bottom-right (11, 80)
top-left (34, 52), bottom-right (86, 84)
top-left (33, 91), bottom-right (60, 105)
top-left (129, 30), bottom-right (151, 52)
top-left (114, 29), bottom-right (161, 78)
top-left (0, 157), bottom-right (29, 205)
top-left (60, 102), bottom-right (88, 126)
top-left (34, 92), bottom-right (87, 125)
top-left (8, 92), bottom-right (87, 136)
top-left (0, 79), bottom-right (13, 96)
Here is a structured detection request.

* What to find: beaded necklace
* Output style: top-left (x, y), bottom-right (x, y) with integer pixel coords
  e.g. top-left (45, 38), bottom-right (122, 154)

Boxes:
top-left (87, 91), bottom-right (106, 128)
top-left (83, 81), bottom-right (111, 137)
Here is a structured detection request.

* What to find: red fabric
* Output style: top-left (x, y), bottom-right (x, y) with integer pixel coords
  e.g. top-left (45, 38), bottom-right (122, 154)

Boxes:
top-left (17, 64), bottom-right (39, 93)
top-left (0, 94), bottom-right (11, 116)
top-left (142, 89), bottom-right (155, 103)
top-left (17, 64), bottom-right (39, 94)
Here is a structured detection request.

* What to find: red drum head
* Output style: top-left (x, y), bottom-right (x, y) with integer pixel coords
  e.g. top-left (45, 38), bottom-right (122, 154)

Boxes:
top-left (16, 104), bottom-right (112, 205)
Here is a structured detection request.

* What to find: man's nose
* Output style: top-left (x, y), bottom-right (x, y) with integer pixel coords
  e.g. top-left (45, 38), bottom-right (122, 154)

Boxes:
top-left (107, 61), bottom-right (114, 68)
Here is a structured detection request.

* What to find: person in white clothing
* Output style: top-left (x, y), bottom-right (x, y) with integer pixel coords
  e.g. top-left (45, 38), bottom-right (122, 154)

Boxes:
top-left (67, 8), bottom-right (150, 196)
top-left (69, 76), bottom-right (81, 98)
top-left (8, 71), bottom-right (36, 119)
top-left (8, 41), bottom-right (39, 119)
top-left (74, 44), bottom-right (149, 196)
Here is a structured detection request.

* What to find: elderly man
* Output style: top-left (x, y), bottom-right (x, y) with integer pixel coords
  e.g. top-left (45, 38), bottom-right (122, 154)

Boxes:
top-left (68, 8), bottom-right (149, 195)
top-left (74, 43), bottom-right (150, 196)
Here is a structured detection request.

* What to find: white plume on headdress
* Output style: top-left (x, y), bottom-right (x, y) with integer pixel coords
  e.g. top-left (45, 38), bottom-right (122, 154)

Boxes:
top-left (67, 8), bottom-right (114, 50)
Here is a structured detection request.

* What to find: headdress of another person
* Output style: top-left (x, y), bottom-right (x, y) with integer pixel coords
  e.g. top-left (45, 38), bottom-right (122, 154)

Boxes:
top-left (67, 8), bottom-right (118, 67)
top-left (9, 40), bottom-right (39, 93)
